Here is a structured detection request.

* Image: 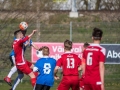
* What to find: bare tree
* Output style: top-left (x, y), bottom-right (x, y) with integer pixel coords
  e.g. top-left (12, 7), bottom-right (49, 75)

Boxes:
top-left (95, 0), bottom-right (101, 10)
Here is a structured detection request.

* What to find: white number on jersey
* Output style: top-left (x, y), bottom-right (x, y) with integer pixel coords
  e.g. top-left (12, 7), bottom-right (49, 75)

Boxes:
top-left (43, 63), bottom-right (51, 74)
top-left (67, 58), bottom-right (75, 68)
top-left (87, 52), bottom-right (93, 65)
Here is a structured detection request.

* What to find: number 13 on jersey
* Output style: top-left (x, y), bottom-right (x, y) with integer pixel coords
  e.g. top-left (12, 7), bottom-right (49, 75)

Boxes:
top-left (67, 58), bottom-right (75, 68)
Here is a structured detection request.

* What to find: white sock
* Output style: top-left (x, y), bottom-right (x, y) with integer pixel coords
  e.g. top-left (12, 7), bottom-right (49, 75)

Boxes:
top-left (7, 66), bottom-right (17, 78)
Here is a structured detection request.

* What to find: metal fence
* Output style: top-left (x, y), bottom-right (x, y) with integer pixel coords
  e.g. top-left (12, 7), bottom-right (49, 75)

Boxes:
top-left (0, 22), bottom-right (120, 90)
top-left (0, 22), bottom-right (120, 62)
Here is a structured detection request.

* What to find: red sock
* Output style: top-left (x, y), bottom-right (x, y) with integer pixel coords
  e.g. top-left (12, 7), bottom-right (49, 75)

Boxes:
top-left (30, 78), bottom-right (36, 87)
top-left (34, 72), bottom-right (38, 77)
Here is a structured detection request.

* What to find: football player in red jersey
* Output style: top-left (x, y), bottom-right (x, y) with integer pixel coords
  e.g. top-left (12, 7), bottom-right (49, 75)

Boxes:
top-left (83, 28), bottom-right (106, 90)
top-left (54, 40), bottom-right (82, 90)
top-left (12, 30), bottom-right (37, 88)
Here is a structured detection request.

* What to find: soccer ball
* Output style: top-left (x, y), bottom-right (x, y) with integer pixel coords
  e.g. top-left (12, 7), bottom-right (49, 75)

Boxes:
top-left (19, 22), bottom-right (28, 30)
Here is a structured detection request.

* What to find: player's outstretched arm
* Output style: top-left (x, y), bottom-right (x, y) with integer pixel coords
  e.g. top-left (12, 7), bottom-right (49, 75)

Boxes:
top-left (99, 62), bottom-right (105, 90)
top-left (21, 30), bottom-right (37, 44)
top-left (32, 43), bottom-right (39, 50)
top-left (28, 30), bottom-right (37, 38)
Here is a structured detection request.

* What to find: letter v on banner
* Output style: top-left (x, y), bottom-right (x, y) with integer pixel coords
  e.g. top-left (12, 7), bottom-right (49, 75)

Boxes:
top-left (31, 42), bottom-right (83, 63)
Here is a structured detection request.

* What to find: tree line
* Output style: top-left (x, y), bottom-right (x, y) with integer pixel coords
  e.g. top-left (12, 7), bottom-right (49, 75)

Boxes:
top-left (0, 0), bottom-right (120, 11)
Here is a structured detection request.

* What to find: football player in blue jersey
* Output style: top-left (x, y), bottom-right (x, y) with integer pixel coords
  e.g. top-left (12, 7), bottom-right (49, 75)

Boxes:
top-left (4, 31), bottom-right (20, 86)
top-left (33, 46), bottom-right (56, 90)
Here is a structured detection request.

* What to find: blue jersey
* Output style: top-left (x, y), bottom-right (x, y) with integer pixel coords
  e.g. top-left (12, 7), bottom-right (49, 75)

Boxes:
top-left (35, 57), bottom-right (56, 86)
top-left (23, 38), bottom-right (33, 51)
top-left (9, 50), bottom-right (15, 56)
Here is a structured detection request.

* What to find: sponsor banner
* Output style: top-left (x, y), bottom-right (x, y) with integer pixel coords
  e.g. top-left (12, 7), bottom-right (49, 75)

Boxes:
top-left (31, 42), bottom-right (83, 63)
top-left (31, 43), bottom-right (120, 64)
top-left (101, 44), bottom-right (120, 64)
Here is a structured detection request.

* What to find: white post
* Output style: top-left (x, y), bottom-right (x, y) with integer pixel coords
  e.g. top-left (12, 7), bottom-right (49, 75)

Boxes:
top-left (70, 21), bottom-right (72, 41)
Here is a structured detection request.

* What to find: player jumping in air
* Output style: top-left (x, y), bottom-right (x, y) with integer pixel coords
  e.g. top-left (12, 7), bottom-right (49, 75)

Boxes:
top-left (82, 28), bottom-right (106, 90)
top-left (4, 30), bottom-right (39, 87)
top-left (54, 39), bottom-right (82, 90)
top-left (11, 30), bottom-right (37, 90)
top-left (33, 46), bottom-right (56, 90)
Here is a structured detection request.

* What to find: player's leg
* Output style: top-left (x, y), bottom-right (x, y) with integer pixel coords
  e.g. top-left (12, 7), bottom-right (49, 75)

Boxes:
top-left (6, 56), bottom-right (17, 78)
top-left (57, 76), bottom-right (70, 90)
top-left (11, 70), bottom-right (24, 90)
top-left (4, 56), bottom-right (17, 86)
top-left (34, 84), bottom-right (44, 90)
top-left (26, 60), bottom-right (38, 77)
top-left (21, 61), bottom-right (36, 87)
top-left (43, 85), bottom-right (50, 90)
top-left (79, 80), bottom-right (84, 90)
top-left (16, 62), bottom-right (36, 87)
top-left (28, 71), bottom-right (36, 87)
top-left (84, 84), bottom-right (92, 90)
top-left (91, 84), bottom-right (101, 90)
top-left (79, 78), bottom-right (85, 90)
top-left (71, 76), bottom-right (79, 90)
top-left (9, 56), bottom-right (14, 66)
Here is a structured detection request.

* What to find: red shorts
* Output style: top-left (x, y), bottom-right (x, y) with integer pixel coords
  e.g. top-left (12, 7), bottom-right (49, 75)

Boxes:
top-left (17, 60), bottom-right (32, 75)
top-left (84, 84), bottom-right (101, 90)
top-left (57, 76), bottom-right (79, 90)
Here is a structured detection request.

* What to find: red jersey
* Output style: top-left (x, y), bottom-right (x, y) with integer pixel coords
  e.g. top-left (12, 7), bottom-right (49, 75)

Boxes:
top-left (13, 36), bottom-right (29, 65)
top-left (83, 44), bottom-right (106, 84)
top-left (56, 52), bottom-right (81, 76)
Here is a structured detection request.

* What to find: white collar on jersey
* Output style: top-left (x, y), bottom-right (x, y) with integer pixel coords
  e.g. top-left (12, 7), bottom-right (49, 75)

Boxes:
top-left (90, 43), bottom-right (100, 46)
top-left (42, 56), bottom-right (49, 58)
top-left (15, 39), bottom-right (20, 40)
top-left (65, 51), bottom-right (72, 53)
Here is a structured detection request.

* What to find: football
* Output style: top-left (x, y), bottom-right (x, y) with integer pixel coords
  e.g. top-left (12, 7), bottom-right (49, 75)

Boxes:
top-left (19, 21), bottom-right (28, 30)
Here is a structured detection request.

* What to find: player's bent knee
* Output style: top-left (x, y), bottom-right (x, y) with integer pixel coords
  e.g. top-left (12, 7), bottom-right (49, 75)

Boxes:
top-left (28, 72), bottom-right (36, 78)
top-left (18, 74), bottom-right (24, 79)
top-left (30, 64), bottom-right (34, 69)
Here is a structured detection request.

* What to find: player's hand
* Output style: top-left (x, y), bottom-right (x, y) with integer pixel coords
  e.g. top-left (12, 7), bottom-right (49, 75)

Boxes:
top-left (32, 30), bottom-right (37, 34)
top-left (54, 76), bottom-right (60, 80)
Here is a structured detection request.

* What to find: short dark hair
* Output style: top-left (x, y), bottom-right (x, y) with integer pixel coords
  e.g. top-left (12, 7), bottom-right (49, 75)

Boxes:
top-left (21, 30), bottom-right (27, 36)
top-left (38, 47), bottom-right (43, 51)
top-left (14, 30), bottom-right (21, 36)
top-left (92, 28), bottom-right (103, 40)
top-left (83, 42), bottom-right (90, 48)
top-left (64, 39), bottom-right (72, 50)
top-left (42, 46), bottom-right (49, 56)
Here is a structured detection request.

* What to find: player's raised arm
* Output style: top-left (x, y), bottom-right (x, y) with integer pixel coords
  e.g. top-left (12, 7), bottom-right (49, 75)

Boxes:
top-left (21, 30), bottom-right (37, 43)
top-left (28, 30), bottom-right (37, 38)
top-left (31, 43), bottom-right (39, 50)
